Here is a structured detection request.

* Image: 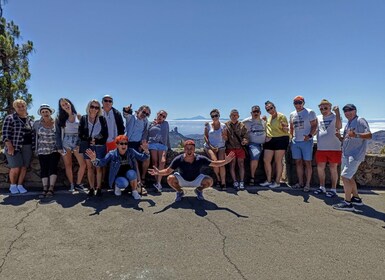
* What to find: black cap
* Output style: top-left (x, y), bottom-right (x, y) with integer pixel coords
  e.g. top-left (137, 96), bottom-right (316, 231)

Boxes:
top-left (342, 104), bottom-right (357, 111)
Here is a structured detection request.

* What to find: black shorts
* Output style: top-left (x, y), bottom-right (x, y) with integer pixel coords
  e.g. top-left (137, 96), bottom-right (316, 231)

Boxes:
top-left (263, 136), bottom-right (289, 151)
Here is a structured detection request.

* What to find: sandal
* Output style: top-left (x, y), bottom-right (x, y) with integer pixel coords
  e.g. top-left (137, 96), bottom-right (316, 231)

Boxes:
top-left (326, 191), bottom-right (337, 198)
top-left (39, 187), bottom-right (48, 199)
top-left (138, 182), bottom-right (148, 196)
top-left (314, 188), bottom-right (326, 195)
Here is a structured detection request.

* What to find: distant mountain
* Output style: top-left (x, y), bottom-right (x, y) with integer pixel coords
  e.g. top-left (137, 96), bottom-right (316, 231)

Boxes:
top-left (174, 115), bottom-right (208, 120)
top-left (367, 130), bottom-right (385, 154)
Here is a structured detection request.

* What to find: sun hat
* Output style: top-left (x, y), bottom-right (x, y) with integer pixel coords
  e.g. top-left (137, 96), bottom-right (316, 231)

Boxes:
top-left (37, 104), bottom-right (55, 115)
top-left (318, 99), bottom-right (331, 106)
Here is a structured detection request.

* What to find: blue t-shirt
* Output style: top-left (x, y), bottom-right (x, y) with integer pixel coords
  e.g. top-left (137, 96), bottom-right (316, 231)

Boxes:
top-left (170, 154), bottom-right (212, 181)
top-left (342, 116), bottom-right (371, 162)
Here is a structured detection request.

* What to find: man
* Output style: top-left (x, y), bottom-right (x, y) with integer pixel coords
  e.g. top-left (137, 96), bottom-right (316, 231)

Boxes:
top-left (289, 95), bottom-right (318, 192)
top-left (242, 105), bottom-right (266, 185)
top-left (148, 140), bottom-right (235, 202)
top-left (333, 104), bottom-right (372, 211)
top-left (101, 95), bottom-right (125, 152)
top-left (223, 109), bottom-right (248, 190)
top-left (123, 104), bottom-right (151, 195)
top-left (313, 99), bottom-right (342, 198)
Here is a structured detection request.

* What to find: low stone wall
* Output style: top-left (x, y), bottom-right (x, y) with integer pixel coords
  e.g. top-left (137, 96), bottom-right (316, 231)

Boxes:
top-left (0, 149), bottom-right (384, 188)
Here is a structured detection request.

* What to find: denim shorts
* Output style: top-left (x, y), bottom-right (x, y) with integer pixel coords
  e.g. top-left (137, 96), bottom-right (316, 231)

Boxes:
top-left (83, 145), bottom-right (106, 160)
top-left (149, 143), bottom-right (168, 151)
top-left (290, 139), bottom-right (314, 161)
top-left (62, 134), bottom-right (80, 151)
top-left (341, 156), bottom-right (361, 180)
top-left (248, 143), bottom-right (262, 160)
top-left (5, 145), bottom-right (33, 168)
top-left (115, 170), bottom-right (137, 189)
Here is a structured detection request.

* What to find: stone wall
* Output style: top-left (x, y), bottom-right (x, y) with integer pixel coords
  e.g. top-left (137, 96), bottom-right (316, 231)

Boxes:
top-left (1, 149), bottom-right (384, 188)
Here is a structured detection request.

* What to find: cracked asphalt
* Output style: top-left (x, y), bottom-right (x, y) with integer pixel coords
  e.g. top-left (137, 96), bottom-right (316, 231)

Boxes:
top-left (0, 186), bottom-right (384, 280)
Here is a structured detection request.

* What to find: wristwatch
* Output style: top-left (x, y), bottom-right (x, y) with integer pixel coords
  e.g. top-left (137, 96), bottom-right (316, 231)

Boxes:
top-left (308, 133), bottom-right (313, 138)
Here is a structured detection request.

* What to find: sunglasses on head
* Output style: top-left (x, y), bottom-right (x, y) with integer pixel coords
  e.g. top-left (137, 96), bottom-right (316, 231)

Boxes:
top-left (90, 105), bottom-right (100, 110)
top-left (252, 110), bottom-right (260, 114)
top-left (211, 114), bottom-right (219, 118)
top-left (141, 111), bottom-right (150, 117)
top-left (266, 107), bottom-right (274, 112)
top-left (118, 142), bottom-right (128, 146)
top-left (293, 101), bottom-right (303, 105)
top-left (103, 99), bottom-right (113, 103)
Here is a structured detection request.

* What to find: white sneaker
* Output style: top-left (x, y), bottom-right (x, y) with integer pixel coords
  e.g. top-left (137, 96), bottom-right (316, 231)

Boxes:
top-left (132, 190), bottom-right (141, 200)
top-left (114, 186), bottom-right (122, 196)
top-left (233, 181), bottom-right (239, 189)
top-left (239, 181), bottom-right (245, 190)
top-left (269, 182), bottom-right (280, 188)
top-left (9, 185), bottom-right (19, 194)
top-left (17, 185), bottom-right (27, 194)
top-left (69, 184), bottom-right (75, 192)
top-left (260, 181), bottom-right (272, 187)
top-left (153, 183), bottom-right (162, 193)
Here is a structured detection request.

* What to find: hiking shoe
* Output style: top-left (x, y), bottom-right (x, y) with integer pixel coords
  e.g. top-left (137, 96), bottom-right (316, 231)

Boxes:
top-left (153, 183), bottom-right (162, 193)
top-left (88, 189), bottom-right (95, 197)
top-left (194, 188), bottom-right (205, 200)
top-left (233, 181), bottom-right (239, 189)
top-left (75, 184), bottom-right (85, 192)
top-left (351, 196), bottom-right (364, 206)
top-left (269, 182), bottom-right (280, 189)
top-left (314, 187), bottom-right (326, 195)
top-left (220, 184), bottom-right (227, 191)
top-left (291, 183), bottom-right (303, 189)
top-left (9, 185), bottom-right (19, 195)
top-left (132, 190), bottom-right (141, 200)
top-left (175, 191), bottom-right (185, 202)
top-left (17, 185), bottom-right (28, 194)
top-left (114, 186), bottom-right (122, 196)
top-left (69, 184), bottom-right (75, 192)
top-left (260, 181), bottom-right (272, 187)
top-left (326, 190), bottom-right (337, 198)
top-left (239, 182), bottom-right (245, 190)
top-left (333, 201), bottom-right (355, 211)
top-left (303, 185), bottom-right (311, 192)
top-left (96, 189), bottom-right (102, 197)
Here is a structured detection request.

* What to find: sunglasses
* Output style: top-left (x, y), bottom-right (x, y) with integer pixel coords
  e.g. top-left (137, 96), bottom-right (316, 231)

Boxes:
top-left (103, 99), bottom-right (113, 103)
top-left (266, 107), bottom-right (274, 112)
top-left (343, 108), bottom-right (354, 112)
top-left (90, 105), bottom-right (100, 110)
top-left (159, 114), bottom-right (166, 118)
top-left (252, 110), bottom-right (260, 114)
top-left (211, 114), bottom-right (219, 118)
top-left (141, 111), bottom-right (150, 117)
top-left (319, 106), bottom-right (329, 111)
top-left (118, 142), bottom-right (128, 146)
top-left (293, 101), bottom-right (303, 105)
top-left (40, 110), bottom-right (51, 114)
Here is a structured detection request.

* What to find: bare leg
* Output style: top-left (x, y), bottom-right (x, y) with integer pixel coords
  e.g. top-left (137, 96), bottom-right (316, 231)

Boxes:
top-left (295, 159), bottom-right (304, 186)
top-left (17, 167), bottom-right (27, 185)
top-left (329, 163), bottom-right (339, 190)
top-left (157, 150), bottom-right (166, 184)
top-left (304, 160), bottom-right (312, 186)
top-left (96, 167), bottom-right (102, 189)
top-left (342, 176), bottom-right (356, 201)
top-left (167, 175), bottom-right (183, 192)
top-left (263, 150), bottom-right (274, 182)
top-left (274, 150), bottom-right (286, 183)
top-left (250, 159), bottom-right (258, 180)
top-left (229, 159), bottom-right (237, 182)
top-left (238, 158), bottom-right (245, 182)
top-left (9, 167), bottom-right (21, 184)
top-left (317, 162), bottom-right (327, 187)
top-left (198, 177), bottom-right (213, 191)
top-left (73, 150), bottom-right (86, 185)
top-left (86, 159), bottom-right (95, 189)
top-left (206, 149), bottom-right (220, 182)
top-left (218, 149), bottom-right (226, 185)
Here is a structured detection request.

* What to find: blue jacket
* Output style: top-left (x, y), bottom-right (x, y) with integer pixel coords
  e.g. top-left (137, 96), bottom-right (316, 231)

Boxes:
top-left (93, 148), bottom-right (149, 188)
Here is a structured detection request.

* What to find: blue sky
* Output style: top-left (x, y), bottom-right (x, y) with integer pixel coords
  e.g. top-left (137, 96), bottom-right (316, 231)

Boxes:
top-left (4, 0), bottom-right (385, 120)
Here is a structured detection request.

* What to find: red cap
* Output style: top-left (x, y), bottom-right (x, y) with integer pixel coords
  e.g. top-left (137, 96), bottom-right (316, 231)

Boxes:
top-left (293, 95), bottom-right (305, 102)
top-left (184, 140), bottom-right (195, 146)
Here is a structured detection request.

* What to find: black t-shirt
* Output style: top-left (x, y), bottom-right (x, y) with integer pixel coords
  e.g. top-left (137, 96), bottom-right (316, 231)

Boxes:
top-left (169, 154), bottom-right (212, 181)
top-left (21, 117), bottom-right (33, 145)
top-left (116, 154), bottom-right (134, 177)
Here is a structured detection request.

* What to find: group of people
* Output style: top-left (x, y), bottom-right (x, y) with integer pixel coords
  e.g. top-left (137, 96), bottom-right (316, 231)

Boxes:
top-left (1, 95), bottom-right (372, 212)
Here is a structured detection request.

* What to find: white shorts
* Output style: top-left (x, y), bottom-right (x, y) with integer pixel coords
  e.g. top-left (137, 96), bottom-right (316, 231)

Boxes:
top-left (341, 156), bottom-right (362, 180)
top-left (173, 172), bottom-right (211, 188)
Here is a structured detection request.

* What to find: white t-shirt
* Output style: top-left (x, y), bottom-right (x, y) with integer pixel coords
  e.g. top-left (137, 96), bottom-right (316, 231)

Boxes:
top-left (242, 117), bottom-right (266, 144)
top-left (316, 113), bottom-right (341, 151)
top-left (290, 108), bottom-right (317, 142)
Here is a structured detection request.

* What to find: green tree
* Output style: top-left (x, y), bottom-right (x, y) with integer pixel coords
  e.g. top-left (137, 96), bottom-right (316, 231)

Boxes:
top-left (0, 1), bottom-right (34, 134)
top-left (380, 146), bottom-right (385, 155)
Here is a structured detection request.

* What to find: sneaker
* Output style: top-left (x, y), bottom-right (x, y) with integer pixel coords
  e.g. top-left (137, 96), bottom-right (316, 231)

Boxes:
top-left (153, 183), bottom-right (162, 193)
top-left (88, 189), bottom-right (95, 197)
top-left (326, 190), bottom-right (337, 198)
top-left (239, 182), bottom-right (245, 190)
top-left (303, 185), bottom-right (311, 192)
top-left (333, 201), bottom-right (355, 211)
top-left (17, 185), bottom-right (28, 194)
top-left (260, 181), bottom-right (272, 187)
top-left (69, 184), bottom-right (75, 192)
top-left (96, 189), bottom-right (102, 197)
top-left (233, 181), bottom-right (239, 189)
top-left (314, 187), bottom-right (326, 195)
top-left (75, 184), bottom-right (85, 192)
top-left (114, 186), bottom-right (122, 196)
top-left (291, 183), bottom-right (303, 189)
top-left (194, 188), bottom-right (205, 200)
top-left (269, 182), bottom-right (280, 189)
top-left (175, 191), bottom-right (185, 202)
top-left (9, 185), bottom-right (19, 195)
top-left (220, 184), bottom-right (227, 191)
top-left (351, 196), bottom-right (364, 206)
top-left (132, 190), bottom-right (141, 200)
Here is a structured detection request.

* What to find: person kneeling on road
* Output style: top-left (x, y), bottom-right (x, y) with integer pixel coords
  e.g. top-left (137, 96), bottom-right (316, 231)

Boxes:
top-left (85, 135), bottom-right (150, 200)
top-left (148, 140), bottom-right (235, 202)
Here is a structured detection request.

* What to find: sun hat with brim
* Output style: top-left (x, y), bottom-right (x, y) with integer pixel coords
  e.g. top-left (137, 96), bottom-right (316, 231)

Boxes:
top-left (37, 104), bottom-right (55, 115)
top-left (342, 104), bottom-right (357, 111)
top-left (318, 99), bottom-right (332, 106)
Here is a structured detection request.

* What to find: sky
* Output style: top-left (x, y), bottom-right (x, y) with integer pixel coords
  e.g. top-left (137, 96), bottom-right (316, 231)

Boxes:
top-left (4, 0), bottom-right (385, 121)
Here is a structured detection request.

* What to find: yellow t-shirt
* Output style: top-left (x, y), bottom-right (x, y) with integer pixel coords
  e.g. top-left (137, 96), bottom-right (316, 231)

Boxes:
top-left (266, 112), bottom-right (290, 137)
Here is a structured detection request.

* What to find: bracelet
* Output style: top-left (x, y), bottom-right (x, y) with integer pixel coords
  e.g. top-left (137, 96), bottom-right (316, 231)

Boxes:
top-left (355, 133), bottom-right (360, 138)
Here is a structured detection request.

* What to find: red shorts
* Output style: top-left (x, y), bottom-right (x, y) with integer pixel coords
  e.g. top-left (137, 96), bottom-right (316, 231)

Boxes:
top-left (226, 148), bottom-right (246, 159)
top-left (106, 141), bottom-right (117, 153)
top-left (315, 150), bottom-right (342, 164)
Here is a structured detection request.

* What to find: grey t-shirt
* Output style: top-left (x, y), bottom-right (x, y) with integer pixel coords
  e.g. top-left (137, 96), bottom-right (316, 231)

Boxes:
top-left (342, 116), bottom-right (371, 162)
top-left (316, 113), bottom-right (341, 151)
top-left (290, 108), bottom-right (317, 142)
top-left (242, 117), bottom-right (266, 144)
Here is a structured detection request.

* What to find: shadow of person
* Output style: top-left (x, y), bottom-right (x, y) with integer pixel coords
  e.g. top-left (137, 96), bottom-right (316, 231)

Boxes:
top-left (352, 204), bottom-right (385, 224)
top-left (153, 196), bottom-right (248, 218)
top-left (1, 193), bottom-right (43, 206)
top-left (269, 187), bottom-right (311, 203)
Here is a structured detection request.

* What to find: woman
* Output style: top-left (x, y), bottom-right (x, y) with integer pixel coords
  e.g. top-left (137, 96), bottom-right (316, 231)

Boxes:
top-left (204, 109), bottom-right (227, 190)
top-left (2, 99), bottom-right (35, 194)
top-left (34, 104), bottom-right (61, 198)
top-left (56, 98), bottom-right (86, 192)
top-left (79, 99), bottom-right (108, 197)
top-left (260, 101), bottom-right (290, 188)
top-left (85, 135), bottom-right (150, 200)
top-left (148, 110), bottom-right (170, 192)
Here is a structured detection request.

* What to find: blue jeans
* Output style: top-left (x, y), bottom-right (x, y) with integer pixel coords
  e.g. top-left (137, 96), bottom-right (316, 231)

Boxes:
top-left (114, 170), bottom-right (137, 189)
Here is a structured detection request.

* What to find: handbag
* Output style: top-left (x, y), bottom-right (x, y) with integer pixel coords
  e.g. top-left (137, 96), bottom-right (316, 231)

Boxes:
top-left (79, 116), bottom-right (96, 153)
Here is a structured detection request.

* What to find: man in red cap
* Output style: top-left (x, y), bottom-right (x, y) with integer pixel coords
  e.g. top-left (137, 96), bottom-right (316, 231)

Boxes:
top-left (289, 95), bottom-right (318, 192)
top-left (148, 139), bottom-right (235, 202)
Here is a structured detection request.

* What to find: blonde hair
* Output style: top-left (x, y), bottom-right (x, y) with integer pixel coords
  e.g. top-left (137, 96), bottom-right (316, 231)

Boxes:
top-left (86, 99), bottom-right (102, 117)
top-left (13, 99), bottom-right (27, 109)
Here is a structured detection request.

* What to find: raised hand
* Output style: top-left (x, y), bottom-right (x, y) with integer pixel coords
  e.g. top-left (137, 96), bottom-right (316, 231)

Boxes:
top-left (85, 148), bottom-right (97, 161)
